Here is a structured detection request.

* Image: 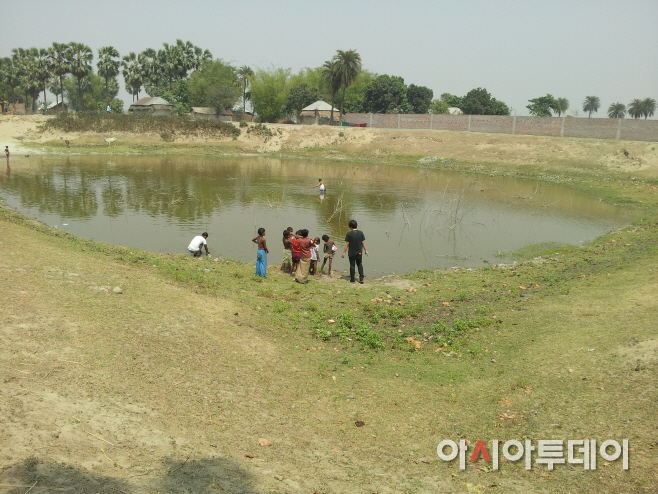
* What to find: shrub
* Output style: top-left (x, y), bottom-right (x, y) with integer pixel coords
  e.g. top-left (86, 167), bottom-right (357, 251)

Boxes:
top-left (239, 120), bottom-right (248, 128)
top-left (43, 112), bottom-right (240, 138)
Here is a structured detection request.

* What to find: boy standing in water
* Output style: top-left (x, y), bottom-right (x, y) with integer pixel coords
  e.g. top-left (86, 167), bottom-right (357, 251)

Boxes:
top-left (320, 235), bottom-right (335, 276)
top-left (342, 219), bottom-right (368, 283)
top-left (252, 228), bottom-right (268, 278)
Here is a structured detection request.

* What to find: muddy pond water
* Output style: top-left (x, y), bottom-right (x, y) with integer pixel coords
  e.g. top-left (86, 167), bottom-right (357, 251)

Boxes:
top-left (0, 155), bottom-right (630, 275)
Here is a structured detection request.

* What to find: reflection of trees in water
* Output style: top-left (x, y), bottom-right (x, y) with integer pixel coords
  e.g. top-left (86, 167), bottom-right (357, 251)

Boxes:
top-left (101, 177), bottom-right (124, 217)
top-left (2, 169), bottom-right (98, 218)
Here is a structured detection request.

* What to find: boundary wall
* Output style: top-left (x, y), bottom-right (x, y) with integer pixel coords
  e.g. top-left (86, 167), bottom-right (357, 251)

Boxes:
top-left (343, 113), bottom-right (658, 142)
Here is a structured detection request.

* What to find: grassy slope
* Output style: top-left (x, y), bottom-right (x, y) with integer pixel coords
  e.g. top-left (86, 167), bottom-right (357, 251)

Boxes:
top-left (2, 121), bottom-right (658, 493)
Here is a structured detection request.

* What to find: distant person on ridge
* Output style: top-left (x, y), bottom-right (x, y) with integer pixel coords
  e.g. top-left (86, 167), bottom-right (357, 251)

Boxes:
top-left (188, 232), bottom-right (210, 257)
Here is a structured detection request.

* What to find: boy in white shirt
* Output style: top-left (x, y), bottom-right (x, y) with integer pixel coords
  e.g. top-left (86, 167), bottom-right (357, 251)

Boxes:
top-left (188, 232), bottom-right (210, 257)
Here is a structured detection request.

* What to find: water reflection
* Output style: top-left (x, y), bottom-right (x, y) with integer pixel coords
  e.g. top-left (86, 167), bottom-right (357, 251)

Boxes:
top-left (0, 155), bottom-right (630, 274)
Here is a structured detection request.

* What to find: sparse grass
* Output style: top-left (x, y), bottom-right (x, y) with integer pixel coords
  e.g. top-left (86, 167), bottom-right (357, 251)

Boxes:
top-left (42, 112), bottom-right (240, 139)
top-left (3, 121), bottom-right (658, 492)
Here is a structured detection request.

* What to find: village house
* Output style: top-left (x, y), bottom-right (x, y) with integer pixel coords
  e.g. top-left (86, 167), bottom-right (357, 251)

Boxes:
top-left (128, 97), bottom-right (173, 116)
top-left (300, 100), bottom-right (341, 125)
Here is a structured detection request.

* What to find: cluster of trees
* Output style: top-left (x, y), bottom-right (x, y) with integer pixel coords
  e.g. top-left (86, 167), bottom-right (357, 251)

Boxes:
top-left (0, 40), bottom-right (231, 115)
top-left (3, 41), bottom-right (654, 123)
top-left (436, 89), bottom-right (510, 115)
top-left (0, 42), bottom-right (125, 113)
top-left (526, 94), bottom-right (656, 119)
top-left (598, 97), bottom-right (655, 119)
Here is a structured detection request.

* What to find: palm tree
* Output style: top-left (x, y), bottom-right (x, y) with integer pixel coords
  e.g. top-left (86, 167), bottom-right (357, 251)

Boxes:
top-left (49, 42), bottom-right (71, 111)
top-left (640, 98), bottom-right (656, 119)
top-left (140, 48), bottom-right (158, 94)
top-left (121, 52), bottom-right (144, 101)
top-left (237, 66), bottom-right (254, 112)
top-left (69, 42), bottom-right (93, 111)
top-left (0, 56), bottom-right (21, 106)
top-left (628, 99), bottom-right (643, 119)
top-left (32, 48), bottom-right (52, 112)
top-left (20, 48), bottom-right (44, 113)
top-left (607, 102), bottom-right (626, 119)
top-left (191, 45), bottom-right (212, 72)
top-left (582, 96), bottom-right (600, 118)
top-left (554, 97), bottom-right (569, 117)
top-left (97, 46), bottom-right (120, 103)
top-left (322, 59), bottom-right (341, 125)
top-left (334, 49), bottom-right (362, 122)
top-left (11, 48), bottom-right (31, 111)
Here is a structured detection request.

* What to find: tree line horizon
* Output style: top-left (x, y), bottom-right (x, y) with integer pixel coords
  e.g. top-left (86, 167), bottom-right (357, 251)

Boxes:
top-left (0, 41), bottom-right (655, 122)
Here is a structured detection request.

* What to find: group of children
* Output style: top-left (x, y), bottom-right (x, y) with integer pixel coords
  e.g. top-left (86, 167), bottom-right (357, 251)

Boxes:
top-left (249, 179), bottom-right (368, 284)
top-left (251, 226), bottom-right (336, 282)
top-left (282, 228), bottom-right (337, 278)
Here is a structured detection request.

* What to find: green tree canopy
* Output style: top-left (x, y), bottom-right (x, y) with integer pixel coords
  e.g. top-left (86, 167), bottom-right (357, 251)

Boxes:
top-left (406, 84), bottom-right (433, 113)
top-left (69, 42), bottom-right (93, 111)
top-left (337, 69), bottom-right (375, 113)
top-left (582, 96), bottom-right (600, 118)
top-left (460, 88), bottom-right (510, 115)
top-left (429, 99), bottom-right (450, 114)
top-left (49, 42), bottom-right (71, 110)
top-left (640, 98), bottom-right (656, 119)
top-left (286, 83), bottom-right (320, 121)
top-left (526, 94), bottom-right (557, 117)
top-left (237, 66), bottom-right (254, 112)
top-left (63, 72), bottom-right (121, 112)
top-left (321, 60), bottom-right (340, 123)
top-left (188, 60), bottom-right (240, 115)
top-left (440, 93), bottom-right (462, 108)
top-left (554, 97), bottom-right (569, 117)
top-left (362, 74), bottom-right (412, 114)
top-left (335, 49), bottom-right (362, 120)
top-left (249, 67), bottom-right (291, 122)
top-left (627, 99), bottom-right (643, 119)
top-left (97, 46), bottom-right (120, 103)
top-left (607, 102), bottom-right (626, 119)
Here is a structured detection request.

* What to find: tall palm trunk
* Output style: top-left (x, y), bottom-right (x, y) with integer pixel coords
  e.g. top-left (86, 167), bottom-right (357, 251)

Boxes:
top-left (59, 76), bottom-right (65, 112)
top-left (43, 83), bottom-right (47, 113)
top-left (330, 90), bottom-right (336, 125)
top-left (77, 78), bottom-right (82, 112)
top-left (340, 85), bottom-right (346, 123)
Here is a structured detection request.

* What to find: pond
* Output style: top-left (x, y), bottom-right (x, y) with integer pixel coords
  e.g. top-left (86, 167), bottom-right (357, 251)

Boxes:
top-left (0, 155), bottom-right (630, 275)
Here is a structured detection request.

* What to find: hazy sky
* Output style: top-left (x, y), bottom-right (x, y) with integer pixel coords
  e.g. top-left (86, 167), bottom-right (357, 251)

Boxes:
top-left (2, 0), bottom-right (657, 117)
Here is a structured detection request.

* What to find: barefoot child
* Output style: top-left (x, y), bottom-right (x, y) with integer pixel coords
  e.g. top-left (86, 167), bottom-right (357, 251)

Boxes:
top-left (252, 228), bottom-right (269, 278)
top-left (291, 230), bottom-right (301, 276)
top-left (281, 230), bottom-right (293, 274)
top-left (310, 237), bottom-right (320, 276)
top-left (320, 234), bottom-right (336, 276)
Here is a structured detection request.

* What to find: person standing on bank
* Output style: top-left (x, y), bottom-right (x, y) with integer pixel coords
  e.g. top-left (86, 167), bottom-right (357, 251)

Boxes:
top-left (342, 219), bottom-right (368, 283)
top-left (293, 229), bottom-right (313, 284)
top-left (253, 227), bottom-right (269, 278)
top-left (5, 146), bottom-right (9, 164)
top-left (188, 232), bottom-right (210, 257)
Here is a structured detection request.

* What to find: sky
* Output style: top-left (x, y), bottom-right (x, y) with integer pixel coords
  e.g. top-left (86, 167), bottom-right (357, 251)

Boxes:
top-left (2, 0), bottom-right (657, 117)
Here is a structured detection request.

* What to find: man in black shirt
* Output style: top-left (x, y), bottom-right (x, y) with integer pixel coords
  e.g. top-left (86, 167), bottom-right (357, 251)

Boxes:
top-left (342, 219), bottom-right (368, 283)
